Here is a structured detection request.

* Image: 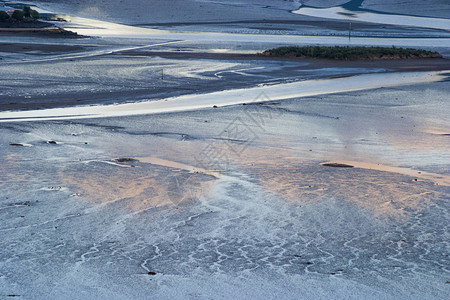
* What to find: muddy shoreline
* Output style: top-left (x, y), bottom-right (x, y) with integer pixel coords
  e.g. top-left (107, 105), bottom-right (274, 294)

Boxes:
top-left (1, 1), bottom-right (449, 299)
top-left (0, 28), bottom-right (85, 38)
top-left (0, 42), bottom-right (85, 54)
top-left (1, 43), bottom-right (449, 112)
top-left (120, 51), bottom-right (450, 70)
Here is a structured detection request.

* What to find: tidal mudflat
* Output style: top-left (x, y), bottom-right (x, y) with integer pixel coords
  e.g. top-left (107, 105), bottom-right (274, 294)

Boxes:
top-left (0, 1), bottom-right (449, 299)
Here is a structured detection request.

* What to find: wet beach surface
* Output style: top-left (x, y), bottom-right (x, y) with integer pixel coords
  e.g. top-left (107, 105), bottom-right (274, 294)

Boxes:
top-left (0, 0), bottom-right (449, 299)
top-left (1, 80), bottom-right (449, 299)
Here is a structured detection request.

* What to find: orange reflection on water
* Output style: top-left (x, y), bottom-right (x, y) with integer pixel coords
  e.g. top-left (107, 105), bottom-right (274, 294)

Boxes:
top-left (228, 143), bottom-right (446, 222)
top-left (60, 158), bottom-right (217, 213)
top-left (0, 153), bottom-right (36, 186)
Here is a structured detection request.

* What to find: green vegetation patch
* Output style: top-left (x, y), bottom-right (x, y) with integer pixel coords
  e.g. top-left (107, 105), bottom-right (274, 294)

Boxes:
top-left (260, 46), bottom-right (442, 60)
top-left (0, 5), bottom-right (39, 22)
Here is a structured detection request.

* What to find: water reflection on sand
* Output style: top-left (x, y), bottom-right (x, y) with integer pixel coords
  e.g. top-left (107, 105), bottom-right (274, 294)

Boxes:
top-left (0, 70), bottom-right (446, 122)
top-left (293, 6), bottom-right (450, 31)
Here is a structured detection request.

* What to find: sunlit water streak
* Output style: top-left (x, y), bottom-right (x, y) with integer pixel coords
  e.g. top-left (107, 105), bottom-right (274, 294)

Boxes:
top-left (56, 13), bottom-right (450, 48)
top-left (321, 161), bottom-right (450, 186)
top-left (4, 40), bottom-right (184, 64)
top-left (292, 6), bottom-right (450, 31)
top-left (0, 71), bottom-right (447, 122)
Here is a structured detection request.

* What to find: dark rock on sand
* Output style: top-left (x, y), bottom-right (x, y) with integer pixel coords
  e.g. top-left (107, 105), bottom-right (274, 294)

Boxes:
top-left (322, 163), bottom-right (354, 168)
top-left (114, 158), bottom-right (138, 163)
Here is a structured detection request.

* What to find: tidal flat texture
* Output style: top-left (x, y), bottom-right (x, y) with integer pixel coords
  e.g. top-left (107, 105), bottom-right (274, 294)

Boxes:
top-left (0, 0), bottom-right (449, 299)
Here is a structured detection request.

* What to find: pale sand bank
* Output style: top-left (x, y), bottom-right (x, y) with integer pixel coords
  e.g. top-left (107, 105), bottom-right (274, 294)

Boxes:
top-left (0, 70), bottom-right (446, 122)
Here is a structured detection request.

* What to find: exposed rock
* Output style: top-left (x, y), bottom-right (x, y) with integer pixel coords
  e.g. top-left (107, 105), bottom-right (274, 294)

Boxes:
top-left (114, 157), bottom-right (138, 163)
top-left (322, 163), bottom-right (354, 168)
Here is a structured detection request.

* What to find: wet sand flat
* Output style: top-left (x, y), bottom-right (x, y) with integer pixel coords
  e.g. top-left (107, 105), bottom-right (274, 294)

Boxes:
top-left (0, 1), bottom-right (449, 299)
top-left (0, 79), bottom-right (449, 299)
top-left (0, 42), bottom-right (84, 53)
top-left (1, 42), bottom-right (449, 112)
top-left (0, 70), bottom-right (447, 121)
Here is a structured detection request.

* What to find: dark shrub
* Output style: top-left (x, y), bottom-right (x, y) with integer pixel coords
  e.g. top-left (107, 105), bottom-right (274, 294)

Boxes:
top-left (23, 6), bottom-right (31, 18)
top-left (11, 10), bottom-right (24, 21)
top-left (0, 11), bottom-right (10, 21)
top-left (31, 9), bottom-right (40, 19)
